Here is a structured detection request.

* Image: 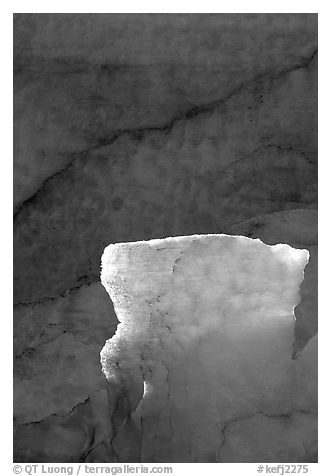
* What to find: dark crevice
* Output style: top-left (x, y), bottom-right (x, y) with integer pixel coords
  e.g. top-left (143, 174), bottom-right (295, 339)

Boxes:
top-left (217, 409), bottom-right (316, 461)
top-left (13, 47), bottom-right (317, 220)
top-left (15, 397), bottom-right (90, 427)
top-left (13, 275), bottom-right (99, 308)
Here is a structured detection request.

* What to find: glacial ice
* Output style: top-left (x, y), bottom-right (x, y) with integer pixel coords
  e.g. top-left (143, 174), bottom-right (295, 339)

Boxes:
top-left (100, 234), bottom-right (317, 463)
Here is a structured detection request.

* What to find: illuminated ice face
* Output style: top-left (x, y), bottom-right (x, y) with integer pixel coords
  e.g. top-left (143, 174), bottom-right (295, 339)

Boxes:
top-left (100, 234), bottom-right (314, 463)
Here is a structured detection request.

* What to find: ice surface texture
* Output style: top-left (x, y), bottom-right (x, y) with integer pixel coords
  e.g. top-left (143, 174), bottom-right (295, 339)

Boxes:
top-left (101, 234), bottom-right (316, 463)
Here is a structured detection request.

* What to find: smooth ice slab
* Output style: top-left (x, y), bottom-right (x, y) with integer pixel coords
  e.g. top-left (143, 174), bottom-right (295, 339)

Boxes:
top-left (100, 234), bottom-right (315, 463)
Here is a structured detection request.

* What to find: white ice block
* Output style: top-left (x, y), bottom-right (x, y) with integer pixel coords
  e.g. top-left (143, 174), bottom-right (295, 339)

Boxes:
top-left (100, 234), bottom-right (316, 463)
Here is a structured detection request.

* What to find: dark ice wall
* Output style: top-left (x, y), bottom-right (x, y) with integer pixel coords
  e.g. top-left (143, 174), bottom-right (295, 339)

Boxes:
top-left (13, 14), bottom-right (317, 463)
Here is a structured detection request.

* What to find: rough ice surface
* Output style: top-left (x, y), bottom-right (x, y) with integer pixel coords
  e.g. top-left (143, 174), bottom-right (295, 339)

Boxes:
top-left (100, 234), bottom-right (316, 463)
